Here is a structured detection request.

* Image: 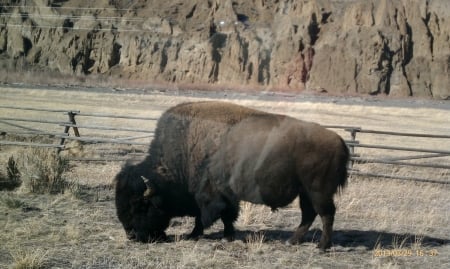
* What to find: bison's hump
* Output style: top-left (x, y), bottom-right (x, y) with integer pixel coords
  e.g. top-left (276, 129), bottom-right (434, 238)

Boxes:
top-left (165, 101), bottom-right (269, 125)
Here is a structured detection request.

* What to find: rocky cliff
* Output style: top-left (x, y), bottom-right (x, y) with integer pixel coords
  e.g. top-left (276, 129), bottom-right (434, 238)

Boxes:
top-left (0, 0), bottom-right (449, 98)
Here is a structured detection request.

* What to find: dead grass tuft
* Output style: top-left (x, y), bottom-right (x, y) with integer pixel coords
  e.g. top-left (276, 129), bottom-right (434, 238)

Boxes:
top-left (16, 148), bottom-right (70, 194)
top-left (245, 232), bottom-right (266, 253)
top-left (238, 202), bottom-right (272, 226)
top-left (0, 193), bottom-right (25, 209)
top-left (10, 248), bottom-right (48, 269)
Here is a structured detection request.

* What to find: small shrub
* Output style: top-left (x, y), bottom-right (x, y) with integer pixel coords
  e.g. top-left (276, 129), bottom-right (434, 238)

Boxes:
top-left (0, 156), bottom-right (22, 191)
top-left (0, 193), bottom-right (25, 209)
top-left (67, 181), bottom-right (84, 199)
top-left (18, 148), bottom-right (70, 194)
top-left (7, 156), bottom-right (21, 181)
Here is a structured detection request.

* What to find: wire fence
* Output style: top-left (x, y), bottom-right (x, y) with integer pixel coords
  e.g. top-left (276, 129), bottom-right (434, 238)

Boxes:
top-left (1, 4), bottom-right (138, 12)
top-left (1, 3), bottom-right (164, 33)
top-left (0, 105), bottom-right (153, 162)
top-left (1, 105), bottom-right (449, 184)
top-left (0, 3), bottom-right (250, 33)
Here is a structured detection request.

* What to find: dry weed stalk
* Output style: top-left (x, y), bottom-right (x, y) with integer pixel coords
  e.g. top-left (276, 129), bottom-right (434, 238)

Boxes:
top-left (239, 202), bottom-right (269, 226)
top-left (391, 235), bottom-right (410, 249)
top-left (245, 232), bottom-right (266, 253)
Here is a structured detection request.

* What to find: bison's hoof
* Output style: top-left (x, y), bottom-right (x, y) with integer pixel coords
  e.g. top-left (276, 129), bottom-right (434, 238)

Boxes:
top-left (186, 234), bottom-right (204, 241)
top-left (126, 232), bottom-right (136, 240)
top-left (222, 236), bottom-right (235, 243)
top-left (286, 237), bottom-right (301, 246)
top-left (317, 242), bottom-right (331, 251)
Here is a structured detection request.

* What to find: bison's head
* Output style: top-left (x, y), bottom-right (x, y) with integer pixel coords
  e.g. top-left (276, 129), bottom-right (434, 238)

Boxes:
top-left (115, 167), bottom-right (170, 242)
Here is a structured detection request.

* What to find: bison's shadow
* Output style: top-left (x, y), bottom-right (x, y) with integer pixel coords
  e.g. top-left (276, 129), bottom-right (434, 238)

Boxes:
top-left (196, 229), bottom-right (449, 250)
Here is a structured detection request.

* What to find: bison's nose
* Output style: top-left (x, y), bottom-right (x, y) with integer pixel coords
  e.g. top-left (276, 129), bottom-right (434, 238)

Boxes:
top-left (126, 229), bottom-right (136, 240)
top-left (151, 231), bottom-right (168, 242)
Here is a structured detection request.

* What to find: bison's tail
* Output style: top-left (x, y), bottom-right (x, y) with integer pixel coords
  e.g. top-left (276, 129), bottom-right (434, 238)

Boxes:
top-left (336, 138), bottom-right (350, 193)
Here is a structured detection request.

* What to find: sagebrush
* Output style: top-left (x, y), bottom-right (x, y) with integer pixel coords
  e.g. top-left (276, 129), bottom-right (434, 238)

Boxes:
top-left (17, 148), bottom-right (70, 194)
top-left (0, 156), bottom-right (22, 191)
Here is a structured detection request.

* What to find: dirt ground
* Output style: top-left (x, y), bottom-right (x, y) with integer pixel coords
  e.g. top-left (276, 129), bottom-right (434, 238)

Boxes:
top-left (0, 85), bottom-right (449, 268)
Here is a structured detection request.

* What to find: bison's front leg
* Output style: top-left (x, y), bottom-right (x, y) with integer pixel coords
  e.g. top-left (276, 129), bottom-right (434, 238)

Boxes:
top-left (187, 216), bottom-right (204, 239)
top-left (220, 204), bottom-right (239, 241)
top-left (196, 194), bottom-right (226, 229)
top-left (221, 217), bottom-right (235, 241)
top-left (196, 193), bottom-right (240, 241)
top-left (195, 182), bottom-right (229, 229)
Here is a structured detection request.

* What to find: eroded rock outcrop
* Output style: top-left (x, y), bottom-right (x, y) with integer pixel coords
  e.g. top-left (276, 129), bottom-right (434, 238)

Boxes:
top-left (0, 0), bottom-right (448, 98)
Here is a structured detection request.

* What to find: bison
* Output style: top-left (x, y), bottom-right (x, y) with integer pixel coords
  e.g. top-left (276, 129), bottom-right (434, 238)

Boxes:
top-left (115, 101), bottom-right (349, 250)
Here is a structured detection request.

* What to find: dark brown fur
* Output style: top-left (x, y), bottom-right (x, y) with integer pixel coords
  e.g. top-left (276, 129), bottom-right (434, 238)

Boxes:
top-left (115, 101), bottom-right (349, 250)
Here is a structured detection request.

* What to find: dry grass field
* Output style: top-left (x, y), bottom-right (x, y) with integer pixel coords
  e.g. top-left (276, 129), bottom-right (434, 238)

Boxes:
top-left (0, 85), bottom-right (449, 268)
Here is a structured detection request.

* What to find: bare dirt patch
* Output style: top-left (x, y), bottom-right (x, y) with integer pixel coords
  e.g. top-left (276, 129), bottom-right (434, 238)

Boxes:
top-left (0, 85), bottom-right (449, 268)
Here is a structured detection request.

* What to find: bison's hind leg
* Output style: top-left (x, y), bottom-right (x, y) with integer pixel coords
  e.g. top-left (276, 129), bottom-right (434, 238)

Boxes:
top-left (310, 191), bottom-right (336, 250)
top-left (287, 190), bottom-right (336, 250)
top-left (287, 190), bottom-right (317, 245)
top-left (316, 201), bottom-right (335, 250)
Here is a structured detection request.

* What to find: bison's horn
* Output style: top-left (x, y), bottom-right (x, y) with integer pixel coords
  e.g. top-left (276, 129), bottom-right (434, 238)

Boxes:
top-left (141, 176), bottom-right (155, 198)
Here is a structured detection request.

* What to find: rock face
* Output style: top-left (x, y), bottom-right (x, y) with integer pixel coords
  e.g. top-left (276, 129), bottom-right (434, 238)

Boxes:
top-left (0, 0), bottom-right (449, 98)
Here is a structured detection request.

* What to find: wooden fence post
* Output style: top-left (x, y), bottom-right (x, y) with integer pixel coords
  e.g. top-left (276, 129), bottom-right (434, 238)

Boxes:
top-left (68, 111), bottom-right (80, 137)
top-left (58, 111), bottom-right (80, 152)
top-left (346, 127), bottom-right (360, 169)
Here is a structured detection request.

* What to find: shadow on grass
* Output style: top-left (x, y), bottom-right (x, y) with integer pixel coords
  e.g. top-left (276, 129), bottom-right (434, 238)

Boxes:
top-left (71, 183), bottom-right (114, 202)
top-left (175, 229), bottom-right (450, 250)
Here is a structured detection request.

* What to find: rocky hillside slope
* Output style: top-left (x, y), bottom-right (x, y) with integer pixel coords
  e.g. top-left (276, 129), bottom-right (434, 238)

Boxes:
top-left (0, 0), bottom-right (449, 98)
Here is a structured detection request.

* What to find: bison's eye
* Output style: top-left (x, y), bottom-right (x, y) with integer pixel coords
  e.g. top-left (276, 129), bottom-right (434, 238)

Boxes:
top-left (130, 197), bottom-right (149, 214)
